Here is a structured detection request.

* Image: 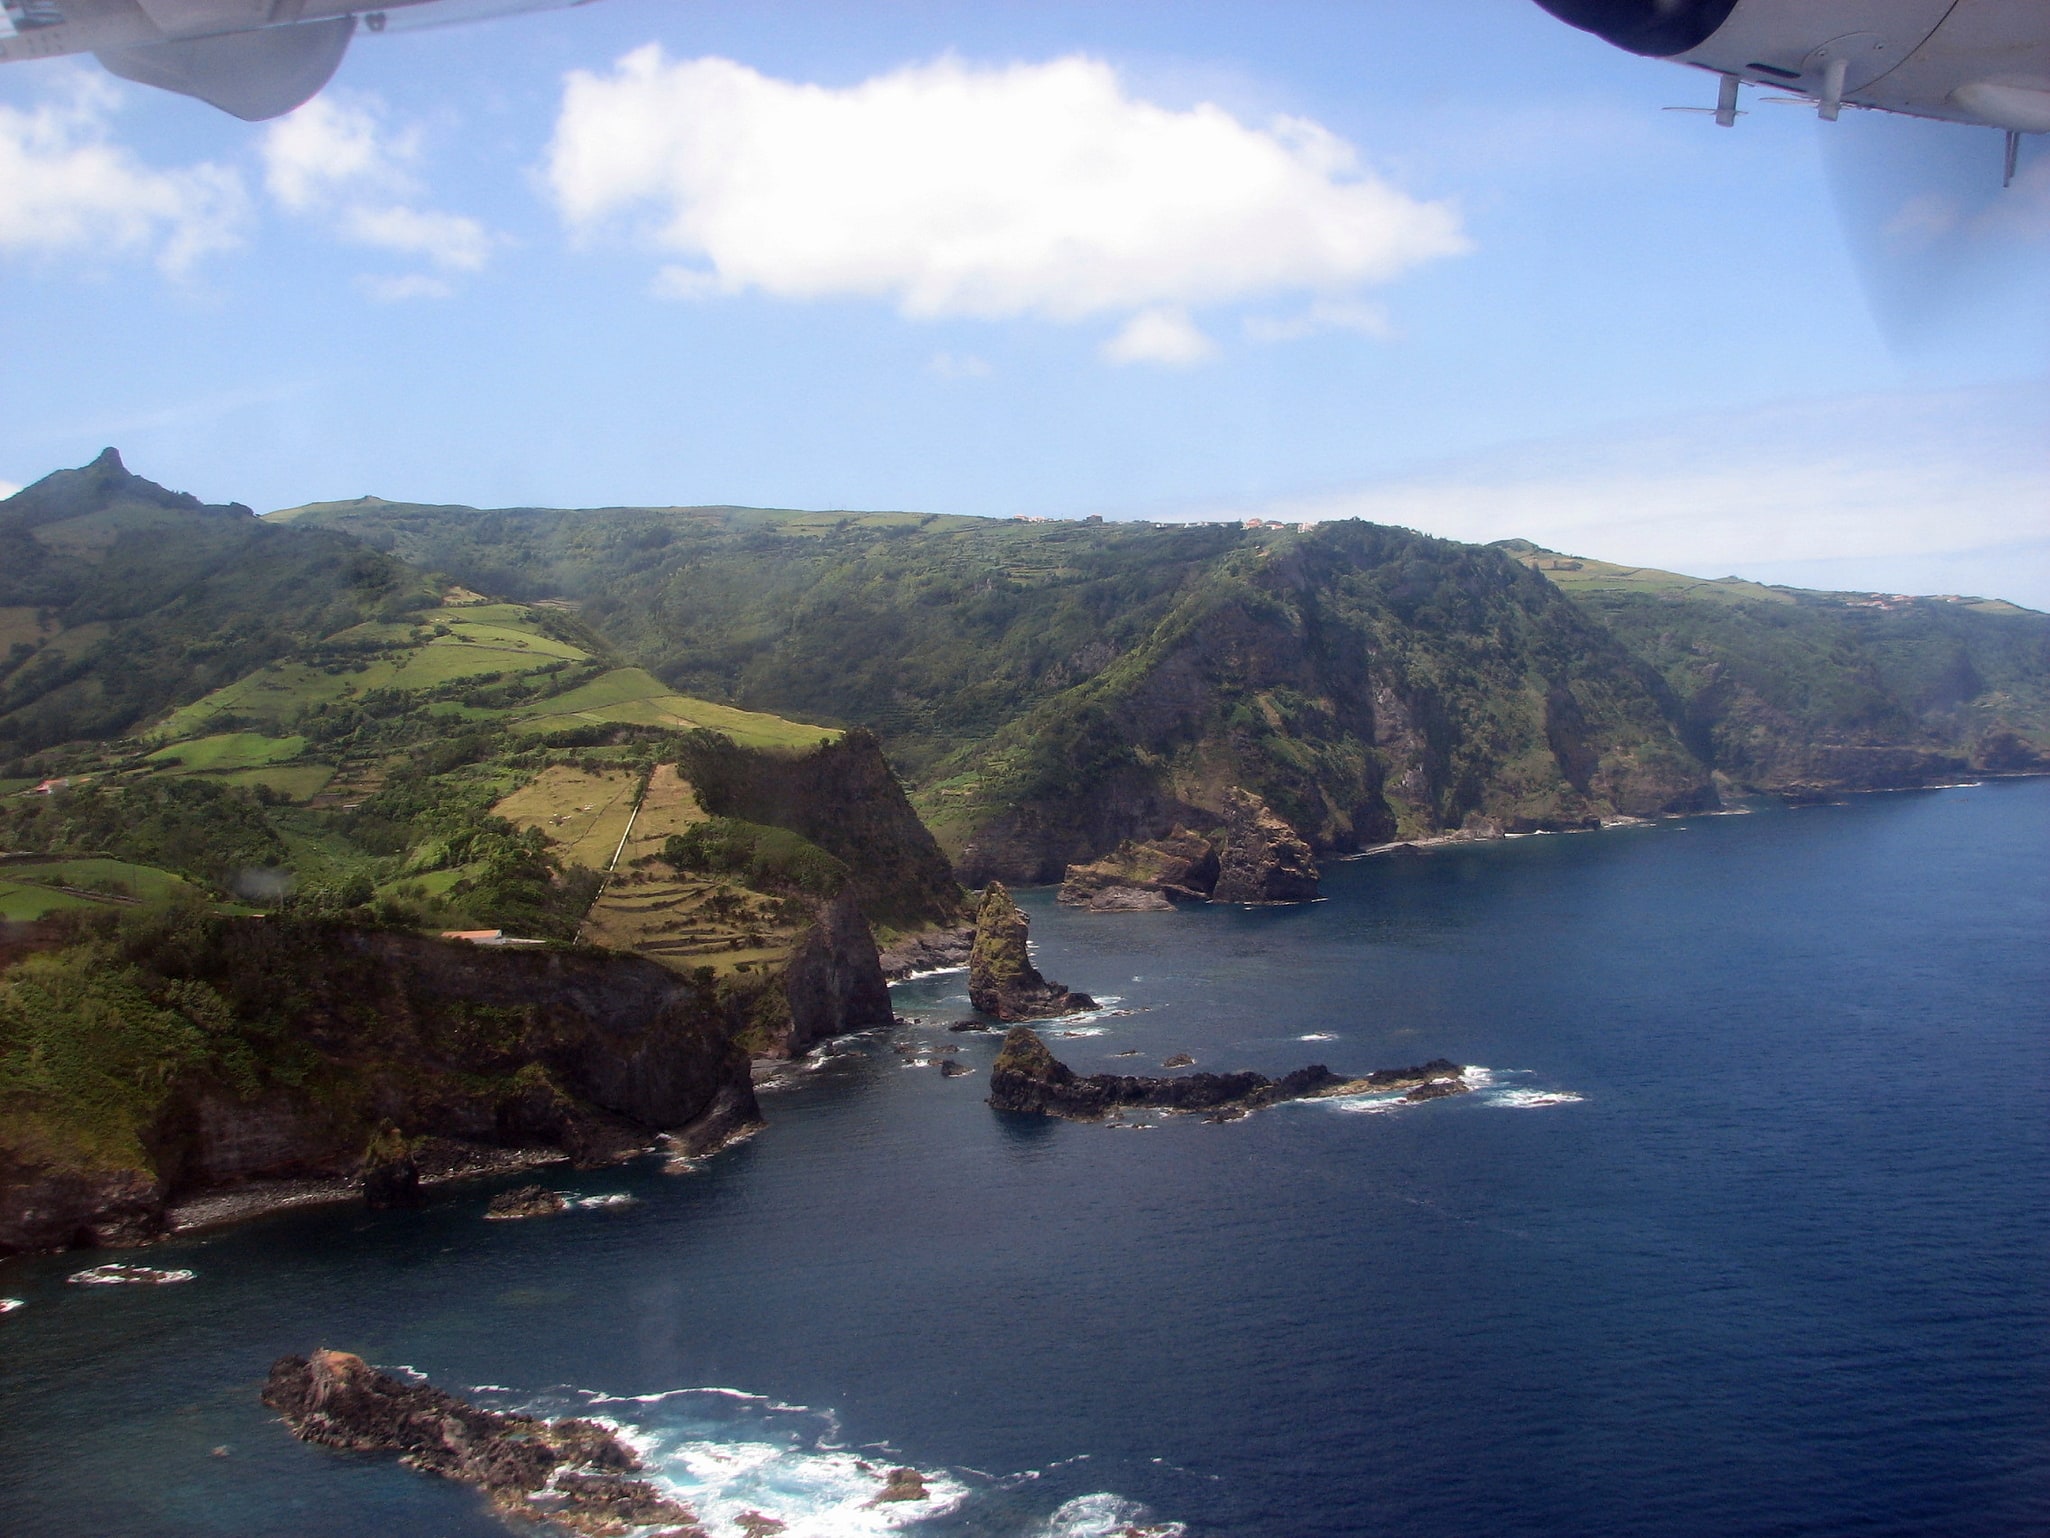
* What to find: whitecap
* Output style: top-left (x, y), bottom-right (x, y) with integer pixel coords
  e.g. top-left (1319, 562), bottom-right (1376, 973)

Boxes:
top-left (498, 1386), bottom-right (963, 1537)
top-left (574, 1194), bottom-right (639, 1210)
top-left (900, 1057), bottom-right (931, 1069)
top-left (1041, 1492), bottom-right (1186, 1538)
top-left (1299, 1032), bottom-right (1337, 1042)
top-left (1487, 1088), bottom-right (1584, 1109)
top-left (0, 1297), bottom-right (23, 1314)
top-left (893, 964), bottom-right (967, 982)
top-left (1461, 1065), bottom-right (1497, 1090)
top-left (1323, 1095), bottom-right (1407, 1115)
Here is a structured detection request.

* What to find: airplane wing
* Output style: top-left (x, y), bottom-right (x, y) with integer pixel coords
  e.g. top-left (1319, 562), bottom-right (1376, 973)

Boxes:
top-left (0, 0), bottom-right (600, 120)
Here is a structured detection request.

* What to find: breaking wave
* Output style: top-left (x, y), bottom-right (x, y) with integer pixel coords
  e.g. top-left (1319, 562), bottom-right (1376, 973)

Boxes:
top-left (476, 1383), bottom-right (1180, 1538)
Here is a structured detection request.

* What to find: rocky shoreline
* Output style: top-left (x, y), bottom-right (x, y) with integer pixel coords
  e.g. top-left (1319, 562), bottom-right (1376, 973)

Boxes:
top-left (986, 1027), bottom-right (1467, 1122)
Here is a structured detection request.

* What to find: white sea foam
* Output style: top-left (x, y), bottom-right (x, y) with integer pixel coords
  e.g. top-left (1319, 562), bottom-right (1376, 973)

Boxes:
top-left (65, 1264), bottom-right (194, 1286)
top-left (1323, 1094), bottom-right (1407, 1115)
top-left (1461, 1066), bottom-right (1583, 1109)
top-left (1299, 1032), bottom-right (1337, 1042)
top-left (893, 964), bottom-right (967, 982)
top-left (487, 1384), bottom-right (1178, 1538)
top-left (573, 1193), bottom-right (639, 1210)
top-left (901, 1057), bottom-right (932, 1069)
top-left (1488, 1088), bottom-right (1584, 1108)
top-left (1041, 1492), bottom-right (1187, 1537)
top-left (0, 1297), bottom-right (23, 1313)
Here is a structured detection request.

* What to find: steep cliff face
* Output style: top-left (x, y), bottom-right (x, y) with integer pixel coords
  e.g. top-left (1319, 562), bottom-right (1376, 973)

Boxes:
top-left (743, 889), bottom-right (895, 1058)
top-left (677, 727), bottom-right (965, 932)
top-left (948, 525), bottom-right (1713, 883)
top-left (0, 916), bottom-right (761, 1255)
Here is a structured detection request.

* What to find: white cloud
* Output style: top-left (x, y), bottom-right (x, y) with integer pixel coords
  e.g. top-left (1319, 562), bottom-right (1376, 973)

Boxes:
top-left (1103, 307), bottom-right (1215, 367)
top-left (340, 205), bottom-right (493, 271)
top-left (929, 351), bottom-right (992, 379)
top-left (1235, 384), bottom-right (2050, 606)
top-left (1243, 298), bottom-right (1392, 343)
top-left (261, 93), bottom-right (496, 283)
top-left (358, 273), bottom-right (456, 303)
top-left (0, 73), bottom-right (245, 273)
top-left (546, 48), bottom-right (1467, 343)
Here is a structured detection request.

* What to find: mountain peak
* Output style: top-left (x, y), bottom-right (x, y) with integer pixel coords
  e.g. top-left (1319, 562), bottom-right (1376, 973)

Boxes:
top-left (1, 450), bottom-right (252, 530)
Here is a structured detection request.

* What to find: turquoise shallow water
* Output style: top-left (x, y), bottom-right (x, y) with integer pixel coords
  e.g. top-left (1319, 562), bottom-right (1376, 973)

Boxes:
top-left (2, 781), bottom-right (2046, 1537)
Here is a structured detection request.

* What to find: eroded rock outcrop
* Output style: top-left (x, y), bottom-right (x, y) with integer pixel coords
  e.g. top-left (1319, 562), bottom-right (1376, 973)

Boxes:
top-left (262, 1351), bottom-right (704, 1536)
top-left (876, 923), bottom-right (974, 981)
top-left (1211, 788), bottom-right (1321, 904)
top-left (967, 884), bottom-right (1096, 1020)
top-left (987, 1027), bottom-right (1464, 1122)
top-left (1056, 827), bottom-right (1220, 911)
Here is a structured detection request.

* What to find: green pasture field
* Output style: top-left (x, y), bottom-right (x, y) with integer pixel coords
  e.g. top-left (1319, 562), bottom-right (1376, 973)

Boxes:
top-left (1504, 543), bottom-right (1795, 606)
top-left (145, 732), bottom-right (307, 772)
top-left (0, 857), bottom-right (201, 919)
top-left (207, 765), bottom-right (337, 801)
top-left (509, 668), bottom-right (833, 750)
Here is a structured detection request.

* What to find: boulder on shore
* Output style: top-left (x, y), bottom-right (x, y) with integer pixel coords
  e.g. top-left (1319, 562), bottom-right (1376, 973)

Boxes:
top-left (967, 884), bottom-right (1097, 1020)
top-left (262, 1350), bottom-right (704, 1536)
top-left (1211, 787), bottom-right (1321, 904)
top-left (987, 1027), bottom-right (1463, 1122)
top-left (359, 1122), bottom-right (420, 1211)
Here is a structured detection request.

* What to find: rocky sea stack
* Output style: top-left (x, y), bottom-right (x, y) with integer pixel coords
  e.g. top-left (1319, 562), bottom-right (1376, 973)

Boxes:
top-left (966, 883), bottom-right (1097, 1020)
top-left (987, 1027), bottom-right (1465, 1122)
top-left (263, 1350), bottom-right (704, 1536)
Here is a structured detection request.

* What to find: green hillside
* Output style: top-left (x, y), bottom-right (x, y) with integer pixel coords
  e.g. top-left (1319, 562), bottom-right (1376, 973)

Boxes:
top-left (1500, 541), bottom-right (2050, 792)
top-left (0, 450), bottom-right (435, 760)
top-left (0, 456), bottom-right (849, 944)
top-left (283, 495), bottom-right (2049, 876)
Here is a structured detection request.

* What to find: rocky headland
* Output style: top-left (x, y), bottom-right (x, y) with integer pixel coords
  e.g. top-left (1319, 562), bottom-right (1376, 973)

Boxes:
top-left (966, 884), bottom-right (1097, 1020)
top-left (262, 1350), bottom-right (705, 1536)
top-left (1054, 788), bottom-right (1320, 910)
top-left (1057, 826), bottom-right (1219, 910)
top-left (0, 918), bottom-right (793, 1257)
top-left (987, 1027), bottom-right (1465, 1122)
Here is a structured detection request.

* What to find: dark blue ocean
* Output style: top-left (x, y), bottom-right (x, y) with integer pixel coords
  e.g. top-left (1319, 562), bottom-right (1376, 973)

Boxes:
top-left (2, 782), bottom-right (2046, 1538)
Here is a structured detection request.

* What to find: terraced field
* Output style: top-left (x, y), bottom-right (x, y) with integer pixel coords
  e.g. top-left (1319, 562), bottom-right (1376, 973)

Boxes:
top-left (491, 764), bottom-right (643, 871)
top-left (570, 766), bottom-right (801, 976)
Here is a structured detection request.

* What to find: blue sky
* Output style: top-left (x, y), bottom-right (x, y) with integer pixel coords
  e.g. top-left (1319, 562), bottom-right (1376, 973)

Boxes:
top-left (3, 0), bottom-right (2046, 604)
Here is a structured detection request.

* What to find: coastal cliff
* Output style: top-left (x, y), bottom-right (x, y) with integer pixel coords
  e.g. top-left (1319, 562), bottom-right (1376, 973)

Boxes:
top-left (0, 911), bottom-right (764, 1256)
